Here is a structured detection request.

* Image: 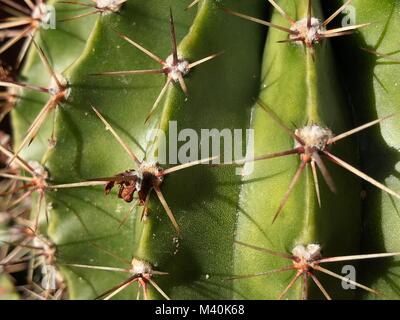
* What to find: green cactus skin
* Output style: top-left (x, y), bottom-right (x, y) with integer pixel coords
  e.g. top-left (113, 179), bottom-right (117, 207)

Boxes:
top-left (2, 0), bottom-right (400, 300)
top-left (325, 0), bottom-right (400, 299)
top-left (233, 0), bottom-right (363, 300)
top-left (46, 0), bottom-right (265, 300)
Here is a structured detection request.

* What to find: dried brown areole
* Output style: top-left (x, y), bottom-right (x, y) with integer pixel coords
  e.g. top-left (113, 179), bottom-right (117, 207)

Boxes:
top-left (50, 107), bottom-right (216, 235)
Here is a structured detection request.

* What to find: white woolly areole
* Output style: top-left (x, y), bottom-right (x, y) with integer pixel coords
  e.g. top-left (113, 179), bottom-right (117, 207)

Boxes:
top-left (32, 236), bottom-right (57, 266)
top-left (290, 17), bottom-right (326, 45)
top-left (292, 244), bottom-right (322, 262)
top-left (32, 235), bottom-right (54, 255)
top-left (49, 74), bottom-right (70, 98)
top-left (165, 55), bottom-right (190, 82)
top-left (139, 161), bottom-right (164, 182)
top-left (31, 4), bottom-right (48, 22)
top-left (295, 124), bottom-right (334, 150)
top-left (131, 258), bottom-right (153, 275)
top-left (96, 0), bottom-right (125, 12)
top-left (29, 161), bottom-right (49, 180)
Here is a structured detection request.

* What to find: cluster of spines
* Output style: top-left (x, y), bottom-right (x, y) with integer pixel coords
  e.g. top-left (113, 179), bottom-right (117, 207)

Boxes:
top-left (0, 0), bottom-right (399, 300)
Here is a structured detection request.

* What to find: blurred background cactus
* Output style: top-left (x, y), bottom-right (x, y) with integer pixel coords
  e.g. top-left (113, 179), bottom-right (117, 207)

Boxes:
top-left (0, 0), bottom-right (399, 300)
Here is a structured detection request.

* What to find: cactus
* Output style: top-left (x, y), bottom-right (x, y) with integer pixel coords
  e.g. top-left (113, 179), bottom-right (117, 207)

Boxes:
top-left (0, 0), bottom-right (399, 300)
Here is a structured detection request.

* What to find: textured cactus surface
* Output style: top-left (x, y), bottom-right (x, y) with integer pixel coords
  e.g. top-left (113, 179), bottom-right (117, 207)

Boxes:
top-left (1, 0), bottom-right (400, 300)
